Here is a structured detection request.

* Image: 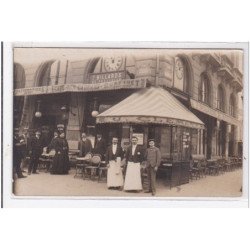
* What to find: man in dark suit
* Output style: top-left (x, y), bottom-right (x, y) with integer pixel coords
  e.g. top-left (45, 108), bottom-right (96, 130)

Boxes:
top-left (13, 134), bottom-right (27, 178)
top-left (124, 136), bottom-right (144, 191)
top-left (144, 139), bottom-right (161, 196)
top-left (93, 134), bottom-right (106, 159)
top-left (28, 131), bottom-right (44, 174)
top-left (125, 136), bottom-right (144, 164)
top-left (78, 133), bottom-right (92, 157)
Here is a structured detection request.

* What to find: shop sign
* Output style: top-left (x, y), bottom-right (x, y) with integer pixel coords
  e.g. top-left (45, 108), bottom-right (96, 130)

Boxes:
top-left (89, 71), bottom-right (125, 84)
top-left (14, 78), bottom-right (147, 96)
top-left (132, 133), bottom-right (144, 145)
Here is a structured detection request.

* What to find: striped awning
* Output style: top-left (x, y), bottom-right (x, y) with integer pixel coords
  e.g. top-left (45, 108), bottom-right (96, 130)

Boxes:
top-left (96, 87), bottom-right (205, 129)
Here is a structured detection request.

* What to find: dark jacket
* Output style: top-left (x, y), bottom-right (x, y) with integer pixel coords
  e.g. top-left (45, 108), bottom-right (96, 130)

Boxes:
top-left (93, 138), bottom-right (106, 157)
top-left (29, 136), bottom-right (44, 158)
top-left (105, 144), bottom-right (124, 163)
top-left (78, 139), bottom-right (92, 157)
top-left (145, 146), bottom-right (161, 168)
top-left (47, 136), bottom-right (58, 153)
top-left (125, 145), bottom-right (144, 163)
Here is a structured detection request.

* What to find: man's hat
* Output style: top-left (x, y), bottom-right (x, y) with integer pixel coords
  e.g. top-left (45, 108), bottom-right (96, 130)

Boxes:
top-left (57, 124), bottom-right (65, 129)
top-left (35, 130), bottom-right (41, 134)
top-left (148, 138), bottom-right (155, 142)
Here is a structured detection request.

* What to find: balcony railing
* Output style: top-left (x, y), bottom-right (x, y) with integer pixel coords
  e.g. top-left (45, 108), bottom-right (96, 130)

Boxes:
top-left (217, 55), bottom-right (234, 79)
top-left (232, 68), bottom-right (243, 90)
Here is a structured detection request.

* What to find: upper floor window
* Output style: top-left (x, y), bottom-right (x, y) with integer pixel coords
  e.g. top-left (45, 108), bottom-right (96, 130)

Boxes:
top-left (198, 73), bottom-right (210, 105)
top-left (217, 84), bottom-right (225, 112)
top-left (229, 93), bottom-right (236, 117)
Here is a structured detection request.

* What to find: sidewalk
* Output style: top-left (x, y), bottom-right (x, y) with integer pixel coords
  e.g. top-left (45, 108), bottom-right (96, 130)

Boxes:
top-left (14, 168), bottom-right (243, 197)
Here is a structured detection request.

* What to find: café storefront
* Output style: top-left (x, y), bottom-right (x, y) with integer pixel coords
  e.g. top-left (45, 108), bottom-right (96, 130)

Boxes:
top-left (96, 87), bottom-right (205, 186)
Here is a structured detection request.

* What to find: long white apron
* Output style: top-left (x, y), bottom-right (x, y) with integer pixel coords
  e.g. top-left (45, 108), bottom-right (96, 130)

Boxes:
top-left (124, 161), bottom-right (142, 191)
top-left (107, 158), bottom-right (124, 188)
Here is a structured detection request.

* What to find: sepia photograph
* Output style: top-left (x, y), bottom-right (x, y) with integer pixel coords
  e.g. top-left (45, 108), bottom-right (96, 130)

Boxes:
top-left (11, 46), bottom-right (244, 198)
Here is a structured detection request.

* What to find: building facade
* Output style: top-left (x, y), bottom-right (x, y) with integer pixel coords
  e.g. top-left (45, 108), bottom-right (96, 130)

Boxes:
top-left (14, 49), bottom-right (243, 160)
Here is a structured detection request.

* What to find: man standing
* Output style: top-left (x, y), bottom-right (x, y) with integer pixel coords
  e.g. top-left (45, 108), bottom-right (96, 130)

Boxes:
top-left (124, 136), bottom-right (144, 192)
top-left (144, 139), bottom-right (161, 196)
top-left (78, 133), bottom-right (92, 157)
top-left (13, 133), bottom-right (27, 178)
top-left (93, 134), bottom-right (106, 159)
top-left (105, 137), bottom-right (124, 189)
top-left (28, 131), bottom-right (44, 175)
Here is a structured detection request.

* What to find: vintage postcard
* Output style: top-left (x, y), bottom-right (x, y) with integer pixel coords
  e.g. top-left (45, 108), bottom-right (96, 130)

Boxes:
top-left (1, 43), bottom-right (248, 207)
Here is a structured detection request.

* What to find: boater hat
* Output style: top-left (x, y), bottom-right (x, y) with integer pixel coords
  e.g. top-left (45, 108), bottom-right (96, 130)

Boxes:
top-left (148, 138), bottom-right (155, 142)
top-left (57, 124), bottom-right (65, 129)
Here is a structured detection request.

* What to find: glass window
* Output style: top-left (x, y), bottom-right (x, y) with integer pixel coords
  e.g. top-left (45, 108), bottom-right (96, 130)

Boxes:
top-left (198, 74), bottom-right (210, 105)
top-left (217, 84), bottom-right (225, 111)
top-left (229, 94), bottom-right (236, 117)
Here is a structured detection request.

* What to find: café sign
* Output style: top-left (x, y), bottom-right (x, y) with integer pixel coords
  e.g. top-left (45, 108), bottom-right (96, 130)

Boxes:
top-left (89, 71), bottom-right (125, 84)
top-left (14, 78), bottom-right (148, 96)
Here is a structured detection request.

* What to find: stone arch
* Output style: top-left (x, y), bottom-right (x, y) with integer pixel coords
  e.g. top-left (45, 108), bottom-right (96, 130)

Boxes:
top-left (14, 63), bottom-right (26, 89)
top-left (176, 54), bottom-right (194, 96)
top-left (34, 60), bottom-right (56, 86)
top-left (83, 57), bottom-right (101, 80)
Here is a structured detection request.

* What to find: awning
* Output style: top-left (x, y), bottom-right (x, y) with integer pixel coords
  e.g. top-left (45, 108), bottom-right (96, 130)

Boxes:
top-left (190, 99), bottom-right (241, 126)
top-left (96, 87), bottom-right (205, 129)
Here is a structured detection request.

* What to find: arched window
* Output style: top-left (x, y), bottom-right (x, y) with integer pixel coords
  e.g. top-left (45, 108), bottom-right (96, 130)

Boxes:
top-left (198, 73), bottom-right (210, 105)
top-left (174, 56), bottom-right (192, 95)
top-left (229, 93), bottom-right (236, 117)
top-left (14, 63), bottom-right (26, 89)
top-left (35, 60), bottom-right (56, 87)
top-left (217, 84), bottom-right (225, 112)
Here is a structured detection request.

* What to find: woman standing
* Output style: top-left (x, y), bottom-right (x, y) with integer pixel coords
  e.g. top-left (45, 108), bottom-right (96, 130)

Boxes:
top-left (50, 133), bottom-right (69, 175)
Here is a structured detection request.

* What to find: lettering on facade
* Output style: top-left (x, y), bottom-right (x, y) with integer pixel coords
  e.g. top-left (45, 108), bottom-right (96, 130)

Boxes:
top-left (89, 71), bottom-right (125, 84)
top-left (13, 78), bottom-right (148, 96)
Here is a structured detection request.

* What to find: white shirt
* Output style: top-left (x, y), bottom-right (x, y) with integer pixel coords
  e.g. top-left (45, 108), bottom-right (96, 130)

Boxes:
top-left (132, 145), bottom-right (137, 156)
top-left (112, 144), bottom-right (117, 155)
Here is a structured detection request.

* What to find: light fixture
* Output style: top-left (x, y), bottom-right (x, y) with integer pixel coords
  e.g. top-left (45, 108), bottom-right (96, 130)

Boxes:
top-left (35, 111), bottom-right (42, 118)
top-left (91, 110), bottom-right (99, 117)
top-left (35, 100), bottom-right (42, 118)
top-left (91, 97), bottom-right (99, 117)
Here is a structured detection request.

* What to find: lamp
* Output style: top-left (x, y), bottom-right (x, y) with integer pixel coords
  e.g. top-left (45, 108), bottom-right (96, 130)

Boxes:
top-left (35, 100), bottom-right (42, 118)
top-left (91, 97), bottom-right (99, 117)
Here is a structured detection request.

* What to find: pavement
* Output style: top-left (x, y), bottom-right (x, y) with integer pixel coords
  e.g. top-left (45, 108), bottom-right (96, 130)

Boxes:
top-left (14, 168), bottom-right (243, 197)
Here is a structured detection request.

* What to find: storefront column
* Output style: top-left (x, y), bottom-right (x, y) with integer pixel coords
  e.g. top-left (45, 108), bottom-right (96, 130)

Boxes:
top-left (225, 124), bottom-right (230, 158)
top-left (19, 96), bottom-right (36, 134)
top-left (66, 93), bottom-right (85, 141)
top-left (233, 125), bottom-right (239, 156)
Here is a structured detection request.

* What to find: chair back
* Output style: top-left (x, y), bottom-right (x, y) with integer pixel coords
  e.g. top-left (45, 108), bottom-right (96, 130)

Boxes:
top-left (85, 153), bottom-right (92, 162)
top-left (91, 154), bottom-right (101, 166)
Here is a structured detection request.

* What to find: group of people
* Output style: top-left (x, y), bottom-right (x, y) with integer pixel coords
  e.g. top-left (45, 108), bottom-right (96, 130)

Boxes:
top-left (77, 132), bottom-right (162, 195)
top-left (14, 128), bottom-right (162, 195)
top-left (13, 128), bottom-right (70, 177)
top-left (105, 136), bottom-right (161, 196)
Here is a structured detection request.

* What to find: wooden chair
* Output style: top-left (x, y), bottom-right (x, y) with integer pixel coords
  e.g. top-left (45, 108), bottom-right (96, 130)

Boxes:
top-left (74, 153), bottom-right (92, 179)
top-left (190, 161), bottom-right (201, 180)
top-left (85, 154), bottom-right (101, 180)
top-left (98, 161), bottom-right (108, 183)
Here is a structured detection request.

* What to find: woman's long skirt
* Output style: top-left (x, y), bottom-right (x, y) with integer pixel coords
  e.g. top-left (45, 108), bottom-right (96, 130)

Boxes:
top-left (50, 153), bottom-right (69, 175)
top-left (124, 162), bottom-right (142, 191)
top-left (107, 159), bottom-right (124, 188)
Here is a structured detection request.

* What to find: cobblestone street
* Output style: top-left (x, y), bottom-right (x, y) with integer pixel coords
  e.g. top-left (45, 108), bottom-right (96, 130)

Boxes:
top-left (14, 168), bottom-right (243, 198)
